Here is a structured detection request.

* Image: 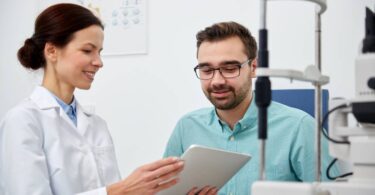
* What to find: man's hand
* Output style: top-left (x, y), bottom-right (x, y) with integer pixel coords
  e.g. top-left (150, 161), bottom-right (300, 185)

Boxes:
top-left (187, 186), bottom-right (218, 195)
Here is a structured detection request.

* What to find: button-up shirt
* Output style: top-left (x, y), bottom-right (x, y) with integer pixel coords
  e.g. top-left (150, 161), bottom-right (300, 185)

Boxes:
top-left (164, 97), bottom-right (339, 195)
top-left (53, 94), bottom-right (77, 126)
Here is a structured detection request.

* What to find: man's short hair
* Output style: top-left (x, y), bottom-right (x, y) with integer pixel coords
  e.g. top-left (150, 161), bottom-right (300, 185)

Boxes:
top-left (196, 21), bottom-right (257, 60)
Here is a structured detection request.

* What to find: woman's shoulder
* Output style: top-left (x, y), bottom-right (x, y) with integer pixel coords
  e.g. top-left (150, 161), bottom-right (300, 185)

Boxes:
top-left (0, 98), bottom-right (43, 138)
top-left (2, 98), bottom-right (40, 121)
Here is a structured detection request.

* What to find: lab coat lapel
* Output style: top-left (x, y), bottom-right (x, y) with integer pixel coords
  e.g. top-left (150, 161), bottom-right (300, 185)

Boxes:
top-left (33, 87), bottom-right (78, 129)
top-left (76, 101), bottom-right (94, 137)
top-left (30, 86), bottom-right (60, 110)
top-left (30, 86), bottom-right (88, 137)
top-left (30, 86), bottom-right (73, 132)
top-left (59, 109), bottom-right (77, 129)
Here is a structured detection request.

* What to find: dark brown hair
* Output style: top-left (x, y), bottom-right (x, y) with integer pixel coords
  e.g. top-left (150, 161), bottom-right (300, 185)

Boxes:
top-left (196, 21), bottom-right (257, 60)
top-left (17, 3), bottom-right (104, 70)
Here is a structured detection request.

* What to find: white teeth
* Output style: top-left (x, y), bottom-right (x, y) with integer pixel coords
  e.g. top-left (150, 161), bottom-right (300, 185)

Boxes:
top-left (85, 71), bottom-right (95, 79)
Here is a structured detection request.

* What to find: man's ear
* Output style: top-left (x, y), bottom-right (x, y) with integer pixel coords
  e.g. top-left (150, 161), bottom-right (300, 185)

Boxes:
top-left (44, 42), bottom-right (57, 63)
top-left (250, 57), bottom-right (257, 78)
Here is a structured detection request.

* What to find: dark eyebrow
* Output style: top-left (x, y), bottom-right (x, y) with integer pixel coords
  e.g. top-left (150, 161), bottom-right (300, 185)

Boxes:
top-left (84, 43), bottom-right (103, 52)
top-left (197, 60), bottom-right (242, 68)
top-left (84, 43), bottom-right (95, 48)
top-left (220, 60), bottom-right (241, 66)
top-left (197, 62), bottom-right (211, 67)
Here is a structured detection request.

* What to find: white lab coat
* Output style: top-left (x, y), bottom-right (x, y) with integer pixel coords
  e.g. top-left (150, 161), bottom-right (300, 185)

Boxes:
top-left (0, 86), bottom-right (121, 195)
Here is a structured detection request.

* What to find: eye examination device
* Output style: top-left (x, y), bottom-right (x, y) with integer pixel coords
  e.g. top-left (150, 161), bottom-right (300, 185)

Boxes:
top-left (252, 0), bottom-right (375, 194)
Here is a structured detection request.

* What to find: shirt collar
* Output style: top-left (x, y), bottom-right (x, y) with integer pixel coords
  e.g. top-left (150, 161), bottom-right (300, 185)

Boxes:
top-left (33, 85), bottom-right (75, 113)
top-left (30, 86), bottom-right (93, 116)
top-left (53, 94), bottom-right (77, 116)
top-left (210, 92), bottom-right (258, 131)
top-left (238, 95), bottom-right (257, 128)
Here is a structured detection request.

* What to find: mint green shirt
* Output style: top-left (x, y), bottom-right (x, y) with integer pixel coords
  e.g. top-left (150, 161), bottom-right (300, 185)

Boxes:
top-left (164, 99), bottom-right (339, 195)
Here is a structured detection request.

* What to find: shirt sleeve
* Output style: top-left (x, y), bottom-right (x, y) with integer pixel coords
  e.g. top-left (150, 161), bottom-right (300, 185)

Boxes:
top-left (163, 119), bottom-right (185, 158)
top-left (0, 109), bottom-right (54, 195)
top-left (290, 114), bottom-right (340, 182)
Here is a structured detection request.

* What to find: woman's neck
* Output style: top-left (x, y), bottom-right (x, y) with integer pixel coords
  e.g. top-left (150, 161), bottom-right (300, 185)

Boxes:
top-left (42, 75), bottom-right (74, 104)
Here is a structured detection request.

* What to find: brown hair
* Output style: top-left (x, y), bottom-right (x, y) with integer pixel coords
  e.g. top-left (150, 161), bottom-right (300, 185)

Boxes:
top-left (196, 21), bottom-right (257, 60)
top-left (17, 3), bottom-right (104, 70)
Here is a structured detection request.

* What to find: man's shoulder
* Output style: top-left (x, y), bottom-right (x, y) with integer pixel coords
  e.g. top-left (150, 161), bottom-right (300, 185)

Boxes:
top-left (269, 101), bottom-right (312, 120)
top-left (268, 101), bottom-right (316, 139)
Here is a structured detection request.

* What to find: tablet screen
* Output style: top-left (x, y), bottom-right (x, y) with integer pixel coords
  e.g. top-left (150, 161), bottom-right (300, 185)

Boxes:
top-left (158, 145), bottom-right (251, 195)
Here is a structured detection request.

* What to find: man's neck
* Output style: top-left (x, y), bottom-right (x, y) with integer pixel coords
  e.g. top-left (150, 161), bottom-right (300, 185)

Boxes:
top-left (216, 93), bottom-right (252, 130)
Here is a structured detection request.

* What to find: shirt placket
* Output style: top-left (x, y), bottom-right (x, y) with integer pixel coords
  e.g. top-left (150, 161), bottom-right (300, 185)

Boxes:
top-left (66, 105), bottom-right (77, 126)
top-left (222, 123), bottom-right (242, 195)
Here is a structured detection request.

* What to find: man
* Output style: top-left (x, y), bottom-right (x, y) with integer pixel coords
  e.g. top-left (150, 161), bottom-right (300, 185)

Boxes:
top-left (164, 21), bottom-right (339, 195)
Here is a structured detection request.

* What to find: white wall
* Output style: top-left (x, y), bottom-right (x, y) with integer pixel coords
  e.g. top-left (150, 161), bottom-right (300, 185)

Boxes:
top-left (1, 0), bottom-right (374, 177)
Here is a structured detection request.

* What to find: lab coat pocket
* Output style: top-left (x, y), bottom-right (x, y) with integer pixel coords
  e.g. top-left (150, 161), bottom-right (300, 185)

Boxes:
top-left (92, 145), bottom-right (120, 185)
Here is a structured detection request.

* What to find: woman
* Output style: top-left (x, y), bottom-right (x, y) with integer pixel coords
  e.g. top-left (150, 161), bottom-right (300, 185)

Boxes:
top-left (0, 3), bottom-right (183, 195)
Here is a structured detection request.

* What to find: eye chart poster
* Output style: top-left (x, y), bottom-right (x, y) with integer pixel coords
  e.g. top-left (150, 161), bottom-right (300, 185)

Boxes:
top-left (38, 0), bottom-right (148, 56)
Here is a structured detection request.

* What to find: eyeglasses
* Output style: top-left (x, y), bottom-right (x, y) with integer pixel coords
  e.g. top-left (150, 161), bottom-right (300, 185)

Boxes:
top-left (194, 59), bottom-right (252, 80)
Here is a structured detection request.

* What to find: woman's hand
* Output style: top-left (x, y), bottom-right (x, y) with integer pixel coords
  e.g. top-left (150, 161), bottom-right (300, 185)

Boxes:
top-left (107, 157), bottom-right (184, 195)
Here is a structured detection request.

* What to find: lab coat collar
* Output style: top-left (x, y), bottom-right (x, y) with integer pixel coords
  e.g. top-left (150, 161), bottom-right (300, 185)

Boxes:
top-left (29, 86), bottom-right (93, 138)
top-left (30, 86), bottom-right (94, 116)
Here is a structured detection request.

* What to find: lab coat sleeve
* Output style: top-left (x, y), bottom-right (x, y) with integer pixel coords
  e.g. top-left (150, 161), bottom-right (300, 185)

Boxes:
top-left (0, 107), bottom-right (54, 195)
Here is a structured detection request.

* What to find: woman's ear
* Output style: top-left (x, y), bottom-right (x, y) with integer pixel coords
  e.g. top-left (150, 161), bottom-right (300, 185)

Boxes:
top-left (44, 42), bottom-right (57, 63)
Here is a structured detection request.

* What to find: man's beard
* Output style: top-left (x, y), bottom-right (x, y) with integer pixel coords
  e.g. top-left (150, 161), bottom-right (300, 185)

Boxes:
top-left (204, 82), bottom-right (250, 110)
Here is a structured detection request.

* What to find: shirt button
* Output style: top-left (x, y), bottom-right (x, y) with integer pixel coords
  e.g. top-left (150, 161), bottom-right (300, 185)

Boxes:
top-left (230, 136), bottom-right (235, 141)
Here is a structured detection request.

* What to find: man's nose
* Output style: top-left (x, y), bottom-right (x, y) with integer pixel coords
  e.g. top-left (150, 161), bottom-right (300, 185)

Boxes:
top-left (210, 69), bottom-right (226, 85)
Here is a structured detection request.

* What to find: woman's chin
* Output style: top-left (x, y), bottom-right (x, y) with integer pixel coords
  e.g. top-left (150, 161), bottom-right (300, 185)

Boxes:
top-left (76, 84), bottom-right (92, 90)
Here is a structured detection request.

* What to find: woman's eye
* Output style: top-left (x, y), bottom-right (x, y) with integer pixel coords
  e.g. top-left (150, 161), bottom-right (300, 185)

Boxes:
top-left (82, 49), bottom-right (92, 53)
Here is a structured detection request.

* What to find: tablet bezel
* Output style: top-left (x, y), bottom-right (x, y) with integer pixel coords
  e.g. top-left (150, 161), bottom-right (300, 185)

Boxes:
top-left (158, 145), bottom-right (251, 195)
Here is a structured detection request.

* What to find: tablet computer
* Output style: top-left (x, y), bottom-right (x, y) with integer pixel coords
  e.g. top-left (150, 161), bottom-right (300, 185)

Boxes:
top-left (158, 145), bottom-right (251, 195)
